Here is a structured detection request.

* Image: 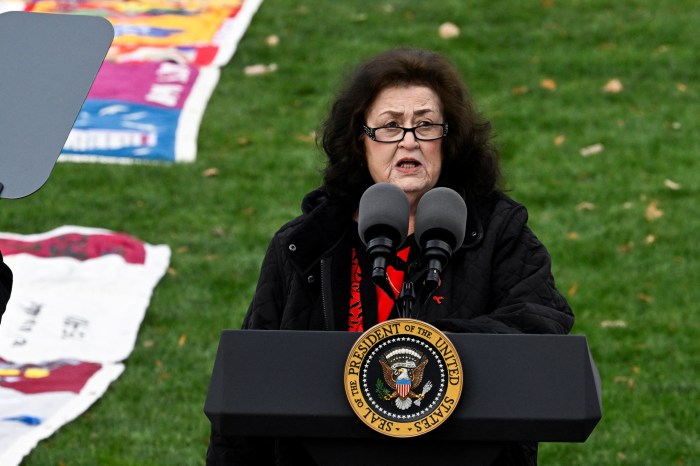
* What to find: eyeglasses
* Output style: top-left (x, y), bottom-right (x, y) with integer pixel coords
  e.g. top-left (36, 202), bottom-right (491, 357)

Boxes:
top-left (363, 123), bottom-right (448, 143)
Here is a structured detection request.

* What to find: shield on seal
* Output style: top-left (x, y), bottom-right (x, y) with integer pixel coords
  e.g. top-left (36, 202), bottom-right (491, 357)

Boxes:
top-left (396, 379), bottom-right (411, 398)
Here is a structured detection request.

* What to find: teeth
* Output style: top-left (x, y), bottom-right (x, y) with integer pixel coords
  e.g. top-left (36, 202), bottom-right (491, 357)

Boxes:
top-left (400, 162), bottom-right (417, 168)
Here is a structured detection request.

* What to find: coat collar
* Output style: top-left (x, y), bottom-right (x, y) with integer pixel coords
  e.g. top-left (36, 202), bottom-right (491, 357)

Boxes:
top-left (285, 190), bottom-right (355, 275)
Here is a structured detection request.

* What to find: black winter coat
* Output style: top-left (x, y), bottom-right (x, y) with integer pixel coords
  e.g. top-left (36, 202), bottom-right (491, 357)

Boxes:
top-left (242, 188), bottom-right (573, 334)
top-left (207, 188), bottom-right (574, 465)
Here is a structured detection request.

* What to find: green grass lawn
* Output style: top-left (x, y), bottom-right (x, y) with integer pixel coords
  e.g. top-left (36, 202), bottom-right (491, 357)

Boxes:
top-left (1, 1), bottom-right (698, 464)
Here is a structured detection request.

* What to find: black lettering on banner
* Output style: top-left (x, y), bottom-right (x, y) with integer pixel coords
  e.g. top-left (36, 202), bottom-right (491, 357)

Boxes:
top-left (12, 337), bottom-right (26, 347)
top-left (24, 302), bottom-right (42, 317)
top-left (13, 302), bottom-right (44, 345)
top-left (62, 316), bottom-right (89, 340)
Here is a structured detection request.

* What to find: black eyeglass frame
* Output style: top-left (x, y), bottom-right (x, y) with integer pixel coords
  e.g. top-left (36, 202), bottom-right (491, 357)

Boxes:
top-left (362, 123), bottom-right (449, 143)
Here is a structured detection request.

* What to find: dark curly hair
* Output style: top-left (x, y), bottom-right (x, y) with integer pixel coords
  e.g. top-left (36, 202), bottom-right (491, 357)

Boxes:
top-left (320, 47), bottom-right (501, 207)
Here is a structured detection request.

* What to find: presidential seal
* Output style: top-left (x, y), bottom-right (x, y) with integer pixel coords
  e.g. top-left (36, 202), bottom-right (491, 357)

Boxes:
top-left (344, 318), bottom-right (463, 438)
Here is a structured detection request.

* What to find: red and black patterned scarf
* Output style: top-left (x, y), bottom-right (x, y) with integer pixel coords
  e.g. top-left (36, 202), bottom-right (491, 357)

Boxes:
top-left (348, 246), bottom-right (410, 332)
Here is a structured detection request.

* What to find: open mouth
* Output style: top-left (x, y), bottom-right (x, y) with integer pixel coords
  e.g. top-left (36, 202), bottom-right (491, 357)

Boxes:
top-left (397, 159), bottom-right (420, 169)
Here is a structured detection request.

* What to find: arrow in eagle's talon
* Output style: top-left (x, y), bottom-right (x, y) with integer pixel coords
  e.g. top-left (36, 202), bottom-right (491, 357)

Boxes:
top-left (414, 381), bottom-right (433, 406)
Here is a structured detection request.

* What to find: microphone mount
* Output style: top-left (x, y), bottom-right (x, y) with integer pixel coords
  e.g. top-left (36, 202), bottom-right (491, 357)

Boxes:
top-left (366, 236), bottom-right (395, 283)
top-left (397, 280), bottom-right (416, 318)
top-left (422, 238), bottom-right (453, 293)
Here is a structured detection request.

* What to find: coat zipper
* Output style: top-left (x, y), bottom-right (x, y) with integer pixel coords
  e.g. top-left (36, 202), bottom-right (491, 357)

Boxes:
top-left (320, 257), bottom-right (332, 330)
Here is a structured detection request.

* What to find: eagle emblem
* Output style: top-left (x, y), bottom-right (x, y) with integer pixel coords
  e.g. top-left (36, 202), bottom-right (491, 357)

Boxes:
top-left (379, 347), bottom-right (433, 410)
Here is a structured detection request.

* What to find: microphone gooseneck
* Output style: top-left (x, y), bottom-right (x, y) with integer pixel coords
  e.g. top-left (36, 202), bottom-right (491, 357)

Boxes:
top-left (415, 188), bottom-right (468, 292)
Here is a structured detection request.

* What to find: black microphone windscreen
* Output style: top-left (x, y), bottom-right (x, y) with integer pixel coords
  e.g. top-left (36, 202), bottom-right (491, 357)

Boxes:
top-left (415, 188), bottom-right (468, 249)
top-left (358, 183), bottom-right (410, 246)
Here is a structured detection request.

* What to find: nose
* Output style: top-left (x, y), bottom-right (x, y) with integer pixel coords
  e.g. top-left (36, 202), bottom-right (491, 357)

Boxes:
top-left (398, 128), bottom-right (419, 148)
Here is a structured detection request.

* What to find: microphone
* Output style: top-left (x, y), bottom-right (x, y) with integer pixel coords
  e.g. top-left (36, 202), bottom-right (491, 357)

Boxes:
top-left (415, 187), bottom-right (467, 291)
top-left (358, 183), bottom-right (410, 284)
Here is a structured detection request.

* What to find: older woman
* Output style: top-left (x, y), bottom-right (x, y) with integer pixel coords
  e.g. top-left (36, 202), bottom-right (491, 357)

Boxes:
top-left (208, 47), bottom-right (573, 465)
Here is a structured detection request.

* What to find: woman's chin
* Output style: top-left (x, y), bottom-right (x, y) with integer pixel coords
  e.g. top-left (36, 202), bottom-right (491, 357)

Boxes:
top-left (390, 181), bottom-right (432, 196)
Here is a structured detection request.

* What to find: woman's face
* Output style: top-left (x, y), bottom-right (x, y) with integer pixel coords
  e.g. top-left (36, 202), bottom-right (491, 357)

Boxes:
top-left (363, 85), bottom-right (443, 208)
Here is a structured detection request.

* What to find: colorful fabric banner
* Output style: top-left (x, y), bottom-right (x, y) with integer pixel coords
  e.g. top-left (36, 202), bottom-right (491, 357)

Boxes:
top-left (20, 0), bottom-right (263, 162)
top-left (0, 362), bottom-right (124, 466)
top-left (0, 227), bottom-right (170, 465)
top-left (61, 61), bottom-right (219, 162)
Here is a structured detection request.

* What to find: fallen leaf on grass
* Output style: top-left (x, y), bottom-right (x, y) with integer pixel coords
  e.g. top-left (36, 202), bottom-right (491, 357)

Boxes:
top-left (202, 167), bottom-right (219, 177)
top-left (295, 132), bottom-right (316, 144)
top-left (601, 320), bottom-right (627, 328)
top-left (540, 78), bottom-right (557, 91)
top-left (664, 179), bottom-right (681, 190)
top-left (603, 78), bottom-right (623, 93)
top-left (675, 82), bottom-right (688, 92)
top-left (645, 201), bottom-right (664, 221)
top-left (576, 201), bottom-right (595, 211)
top-left (580, 143), bottom-right (604, 157)
top-left (178, 334), bottom-right (187, 346)
top-left (553, 134), bottom-right (566, 146)
top-left (637, 292), bottom-right (653, 303)
top-left (566, 231), bottom-right (578, 240)
top-left (244, 63), bottom-right (278, 76)
top-left (644, 234), bottom-right (656, 245)
top-left (438, 22), bottom-right (460, 39)
top-left (617, 241), bottom-right (634, 253)
top-left (167, 267), bottom-right (178, 277)
top-left (511, 85), bottom-right (529, 95)
top-left (567, 282), bottom-right (579, 298)
top-left (613, 376), bottom-right (635, 389)
top-left (265, 35), bottom-right (279, 47)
